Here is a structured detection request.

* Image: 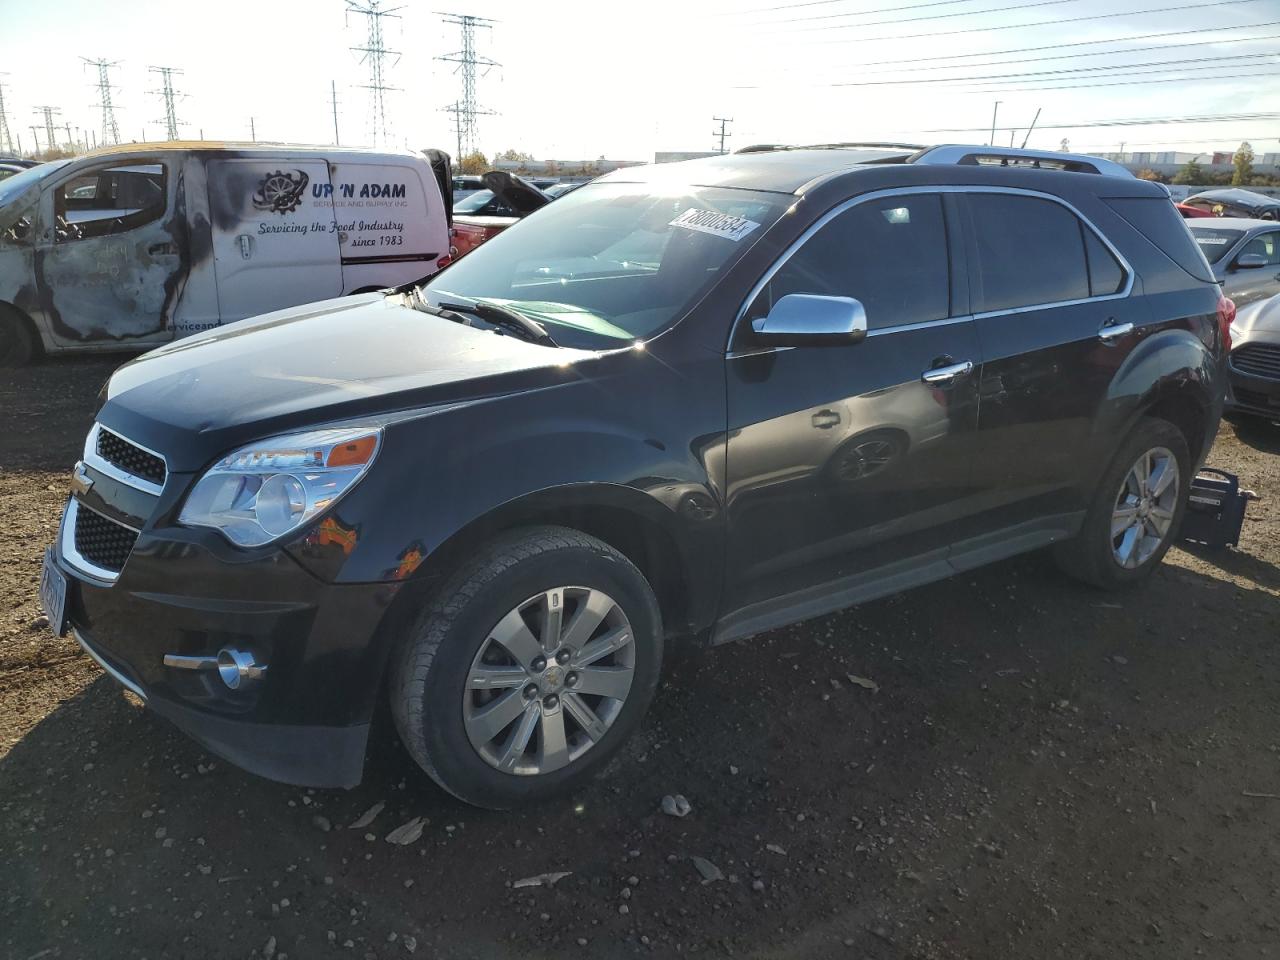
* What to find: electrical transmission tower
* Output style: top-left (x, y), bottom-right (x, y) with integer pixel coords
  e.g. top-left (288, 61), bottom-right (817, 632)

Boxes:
top-left (713, 116), bottom-right (733, 154)
top-left (34, 106), bottom-right (61, 153)
top-left (0, 75), bottom-right (14, 154)
top-left (83, 58), bottom-right (122, 147)
top-left (148, 65), bottom-right (185, 141)
top-left (436, 13), bottom-right (498, 163)
top-left (345, 1), bottom-right (402, 148)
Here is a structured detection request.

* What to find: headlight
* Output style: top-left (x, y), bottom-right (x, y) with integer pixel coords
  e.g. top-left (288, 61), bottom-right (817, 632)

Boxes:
top-left (178, 427), bottom-right (381, 547)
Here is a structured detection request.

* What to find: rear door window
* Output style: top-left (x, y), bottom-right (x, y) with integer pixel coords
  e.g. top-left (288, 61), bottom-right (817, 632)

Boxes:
top-left (754, 193), bottom-right (951, 331)
top-left (966, 193), bottom-right (1091, 312)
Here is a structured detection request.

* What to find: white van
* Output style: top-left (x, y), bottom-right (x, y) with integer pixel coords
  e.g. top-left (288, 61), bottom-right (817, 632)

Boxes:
top-left (0, 142), bottom-right (453, 364)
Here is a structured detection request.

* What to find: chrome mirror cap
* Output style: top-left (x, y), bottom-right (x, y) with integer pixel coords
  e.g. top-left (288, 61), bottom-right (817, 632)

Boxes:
top-left (752, 294), bottom-right (868, 346)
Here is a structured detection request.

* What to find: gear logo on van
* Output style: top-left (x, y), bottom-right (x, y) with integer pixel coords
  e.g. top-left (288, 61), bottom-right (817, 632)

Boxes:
top-left (252, 170), bottom-right (310, 215)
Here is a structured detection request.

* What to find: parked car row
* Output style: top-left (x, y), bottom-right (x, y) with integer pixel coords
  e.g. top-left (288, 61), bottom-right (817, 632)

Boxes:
top-left (41, 143), bottom-right (1234, 808)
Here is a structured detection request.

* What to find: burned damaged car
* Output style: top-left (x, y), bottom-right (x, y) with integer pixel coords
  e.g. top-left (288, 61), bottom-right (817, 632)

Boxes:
top-left (0, 143), bottom-right (454, 366)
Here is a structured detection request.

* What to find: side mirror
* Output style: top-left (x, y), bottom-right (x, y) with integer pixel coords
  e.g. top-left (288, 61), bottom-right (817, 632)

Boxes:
top-left (751, 294), bottom-right (867, 346)
top-left (1235, 253), bottom-right (1267, 270)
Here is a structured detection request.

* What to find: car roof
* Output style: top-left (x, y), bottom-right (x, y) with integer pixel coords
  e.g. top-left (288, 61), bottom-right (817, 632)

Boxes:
top-left (596, 148), bottom-right (913, 194)
top-left (1187, 217), bottom-right (1276, 230)
top-left (73, 140), bottom-right (421, 162)
top-left (1187, 188), bottom-right (1280, 207)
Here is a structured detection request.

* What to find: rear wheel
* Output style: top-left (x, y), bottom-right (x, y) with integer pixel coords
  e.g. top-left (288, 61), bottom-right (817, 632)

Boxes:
top-left (390, 526), bottom-right (663, 809)
top-left (1054, 417), bottom-right (1190, 589)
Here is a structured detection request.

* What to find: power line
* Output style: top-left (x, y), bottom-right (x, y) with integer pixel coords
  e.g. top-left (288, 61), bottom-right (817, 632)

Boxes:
top-left (346, 0), bottom-right (403, 149)
top-left (737, 0), bottom-right (975, 14)
top-left (437, 12), bottom-right (499, 162)
top-left (849, 32), bottom-right (1280, 74)
top-left (82, 57), bottom-right (122, 147)
top-left (808, 51), bottom-right (1280, 87)
top-left (849, 19), bottom-right (1280, 67)
top-left (787, 0), bottom-right (1270, 45)
top-left (756, 0), bottom-right (1084, 29)
top-left (964, 66), bottom-right (1279, 94)
top-left (147, 65), bottom-right (185, 141)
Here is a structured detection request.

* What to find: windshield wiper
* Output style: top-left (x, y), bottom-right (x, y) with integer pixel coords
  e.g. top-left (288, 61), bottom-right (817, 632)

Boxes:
top-left (439, 299), bottom-right (558, 347)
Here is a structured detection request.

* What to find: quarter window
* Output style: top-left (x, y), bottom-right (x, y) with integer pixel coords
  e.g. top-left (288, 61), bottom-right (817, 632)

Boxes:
top-left (968, 194), bottom-right (1091, 312)
top-left (54, 163), bottom-right (168, 242)
top-left (753, 194), bottom-right (950, 331)
top-left (1083, 227), bottom-right (1125, 296)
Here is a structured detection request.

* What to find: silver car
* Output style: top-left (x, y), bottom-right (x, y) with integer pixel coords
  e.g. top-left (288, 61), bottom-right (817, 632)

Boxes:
top-left (1188, 218), bottom-right (1280, 309)
top-left (1226, 292), bottom-right (1280, 421)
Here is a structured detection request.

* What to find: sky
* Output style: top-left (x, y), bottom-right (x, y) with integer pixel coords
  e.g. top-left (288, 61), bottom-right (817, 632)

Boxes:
top-left (0, 0), bottom-right (1277, 162)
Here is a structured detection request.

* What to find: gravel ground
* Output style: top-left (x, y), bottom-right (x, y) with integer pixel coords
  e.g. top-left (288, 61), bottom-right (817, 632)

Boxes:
top-left (2, 357), bottom-right (1279, 960)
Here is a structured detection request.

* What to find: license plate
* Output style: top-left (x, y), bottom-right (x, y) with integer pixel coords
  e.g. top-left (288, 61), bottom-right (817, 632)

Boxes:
top-left (40, 548), bottom-right (68, 637)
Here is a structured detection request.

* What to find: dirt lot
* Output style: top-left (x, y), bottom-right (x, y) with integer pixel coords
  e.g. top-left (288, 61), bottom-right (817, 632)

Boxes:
top-left (2, 357), bottom-right (1279, 960)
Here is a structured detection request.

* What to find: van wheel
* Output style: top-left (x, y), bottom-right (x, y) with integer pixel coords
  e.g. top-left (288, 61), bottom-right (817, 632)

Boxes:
top-left (0, 307), bottom-right (36, 367)
top-left (390, 526), bottom-right (663, 809)
top-left (1054, 417), bottom-right (1190, 589)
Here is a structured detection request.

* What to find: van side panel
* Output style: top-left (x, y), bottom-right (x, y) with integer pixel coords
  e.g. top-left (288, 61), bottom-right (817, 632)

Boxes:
top-left (330, 160), bottom-right (448, 291)
top-left (207, 158), bottom-right (342, 324)
top-left (170, 156), bottom-right (221, 338)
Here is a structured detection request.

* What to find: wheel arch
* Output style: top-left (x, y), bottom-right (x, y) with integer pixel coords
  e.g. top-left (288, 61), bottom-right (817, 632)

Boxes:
top-left (0, 299), bottom-right (45, 361)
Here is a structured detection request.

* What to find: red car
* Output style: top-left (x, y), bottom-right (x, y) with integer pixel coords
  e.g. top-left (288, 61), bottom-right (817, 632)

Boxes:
top-left (1176, 202), bottom-right (1215, 219)
top-left (450, 171), bottom-right (549, 258)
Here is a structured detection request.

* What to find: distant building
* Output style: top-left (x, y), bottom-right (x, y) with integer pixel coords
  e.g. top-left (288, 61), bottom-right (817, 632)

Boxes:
top-left (654, 151), bottom-right (720, 164)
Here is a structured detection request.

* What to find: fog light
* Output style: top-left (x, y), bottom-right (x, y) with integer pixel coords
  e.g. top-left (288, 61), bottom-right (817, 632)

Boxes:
top-left (216, 648), bottom-right (266, 690)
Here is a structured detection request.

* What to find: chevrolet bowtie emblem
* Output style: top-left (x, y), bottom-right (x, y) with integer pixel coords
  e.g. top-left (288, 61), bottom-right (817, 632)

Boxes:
top-left (70, 461), bottom-right (94, 498)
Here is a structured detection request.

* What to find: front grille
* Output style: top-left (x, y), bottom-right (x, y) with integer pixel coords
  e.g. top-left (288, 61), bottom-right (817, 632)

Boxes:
top-left (97, 428), bottom-right (166, 486)
top-left (1234, 386), bottom-right (1280, 412)
top-left (74, 505), bottom-right (139, 573)
top-left (1231, 343), bottom-right (1280, 382)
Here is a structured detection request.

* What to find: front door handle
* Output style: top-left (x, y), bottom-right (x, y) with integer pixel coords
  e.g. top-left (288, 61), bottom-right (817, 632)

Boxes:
top-left (921, 360), bottom-right (974, 385)
top-left (147, 241), bottom-right (178, 256)
top-left (1098, 319), bottom-right (1135, 342)
top-left (237, 234), bottom-right (254, 260)
top-left (811, 409), bottom-right (841, 429)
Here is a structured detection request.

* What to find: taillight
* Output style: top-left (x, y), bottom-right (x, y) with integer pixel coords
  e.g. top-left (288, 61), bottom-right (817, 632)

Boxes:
top-left (1217, 294), bottom-right (1236, 353)
top-left (436, 254), bottom-right (452, 270)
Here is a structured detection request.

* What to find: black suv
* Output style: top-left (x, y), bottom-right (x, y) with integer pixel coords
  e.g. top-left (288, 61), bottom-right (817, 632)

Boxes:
top-left (43, 145), bottom-right (1229, 809)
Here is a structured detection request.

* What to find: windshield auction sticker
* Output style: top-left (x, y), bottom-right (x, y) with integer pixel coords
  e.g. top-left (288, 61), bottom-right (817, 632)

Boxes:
top-left (670, 208), bottom-right (761, 242)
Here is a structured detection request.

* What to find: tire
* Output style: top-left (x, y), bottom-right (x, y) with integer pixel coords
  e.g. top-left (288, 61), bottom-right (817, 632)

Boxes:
top-left (1053, 417), bottom-right (1190, 589)
top-left (0, 307), bottom-right (36, 367)
top-left (390, 526), bottom-right (664, 809)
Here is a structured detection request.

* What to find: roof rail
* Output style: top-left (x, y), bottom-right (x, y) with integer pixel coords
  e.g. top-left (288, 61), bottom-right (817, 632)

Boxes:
top-left (735, 142), bottom-right (923, 155)
top-left (909, 144), bottom-right (1133, 178)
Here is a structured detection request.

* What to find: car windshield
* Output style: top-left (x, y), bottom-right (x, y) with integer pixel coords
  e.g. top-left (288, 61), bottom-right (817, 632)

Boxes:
top-left (1189, 226), bottom-right (1246, 263)
top-left (453, 189), bottom-right (495, 213)
top-left (425, 182), bottom-right (791, 349)
top-left (0, 158), bottom-right (70, 207)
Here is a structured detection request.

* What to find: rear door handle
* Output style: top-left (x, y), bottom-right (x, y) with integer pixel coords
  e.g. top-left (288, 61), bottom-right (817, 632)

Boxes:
top-left (921, 360), bottom-right (974, 385)
top-left (1098, 320), bottom-right (1134, 342)
top-left (811, 409), bottom-right (841, 429)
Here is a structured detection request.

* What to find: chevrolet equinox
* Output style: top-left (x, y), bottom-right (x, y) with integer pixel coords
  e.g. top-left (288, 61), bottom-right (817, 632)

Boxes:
top-left (42, 145), bottom-right (1230, 809)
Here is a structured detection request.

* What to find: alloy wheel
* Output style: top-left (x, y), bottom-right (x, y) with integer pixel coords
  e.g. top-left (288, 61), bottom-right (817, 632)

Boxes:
top-left (463, 587), bottom-right (635, 776)
top-left (1111, 446), bottom-right (1179, 569)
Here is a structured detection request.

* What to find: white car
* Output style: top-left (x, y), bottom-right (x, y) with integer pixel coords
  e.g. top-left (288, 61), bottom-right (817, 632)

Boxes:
top-left (0, 143), bottom-right (453, 364)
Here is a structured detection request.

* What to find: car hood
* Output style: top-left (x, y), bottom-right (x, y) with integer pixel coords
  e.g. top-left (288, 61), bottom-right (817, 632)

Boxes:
top-left (1233, 293), bottom-right (1280, 344)
top-left (99, 293), bottom-right (596, 471)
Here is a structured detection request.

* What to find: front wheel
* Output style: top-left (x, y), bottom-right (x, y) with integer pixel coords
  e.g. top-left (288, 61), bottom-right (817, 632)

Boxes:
top-left (390, 526), bottom-right (663, 809)
top-left (1054, 417), bottom-right (1190, 589)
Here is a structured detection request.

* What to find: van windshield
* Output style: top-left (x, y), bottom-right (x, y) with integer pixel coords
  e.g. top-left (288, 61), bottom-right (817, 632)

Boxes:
top-left (424, 182), bottom-right (791, 349)
top-left (0, 159), bottom-right (70, 208)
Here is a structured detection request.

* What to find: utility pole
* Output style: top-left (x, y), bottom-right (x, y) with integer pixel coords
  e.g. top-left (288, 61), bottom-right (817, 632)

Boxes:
top-left (34, 106), bottom-right (60, 154)
top-left (346, 1), bottom-right (403, 148)
top-left (63, 122), bottom-right (73, 150)
top-left (437, 12), bottom-right (499, 162)
top-left (148, 65), bottom-right (185, 141)
top-left (0, 74), bottom-right (13, 155)
top-left (82, 58), bottom-right (122, 147)
top-left (713, 116), bottom-right (733, 154)
top-left (29, 125), bottom-right (41, 154)
top-left (1020, 107), bottom-right (1041, 149)
top-left (249, 117), bottom-right (256, 142)
top-left (331, 79), bottom-right (341, 145)
top-left (989, 100), bottom-right (1001, 147)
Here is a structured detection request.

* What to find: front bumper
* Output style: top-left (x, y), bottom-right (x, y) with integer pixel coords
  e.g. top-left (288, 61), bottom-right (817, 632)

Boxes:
top-left (1226, 369), bottom-right (1280, 418)
top-left (55, 512), bottom-right (403, 789)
